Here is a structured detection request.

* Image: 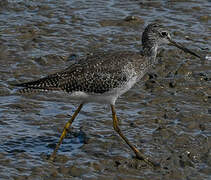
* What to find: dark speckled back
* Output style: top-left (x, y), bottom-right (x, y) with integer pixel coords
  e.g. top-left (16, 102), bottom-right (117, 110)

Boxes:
top-left (16, 23), bottom-right (171, 95)
top-left (16, 51), bottom-right (151, 94)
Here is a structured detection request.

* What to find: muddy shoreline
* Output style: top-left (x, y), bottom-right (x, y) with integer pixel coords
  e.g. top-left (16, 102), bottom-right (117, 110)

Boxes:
top-left (0, 0), bottom-right (210, 179)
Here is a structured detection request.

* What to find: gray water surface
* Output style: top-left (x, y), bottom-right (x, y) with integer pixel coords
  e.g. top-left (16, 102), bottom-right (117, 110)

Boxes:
top-left (0, 0), bottom-right (210, 179)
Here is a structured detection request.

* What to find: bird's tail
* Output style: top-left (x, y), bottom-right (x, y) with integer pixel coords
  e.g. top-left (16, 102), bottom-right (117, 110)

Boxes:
top-left (12, 79), bottom-right (61, 94)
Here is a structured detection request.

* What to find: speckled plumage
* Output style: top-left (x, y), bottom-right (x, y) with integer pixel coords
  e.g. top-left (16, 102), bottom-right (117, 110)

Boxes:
top-left (17, 52), bottom-right (151, 91)
top-left (15, 23), bottom-right (201, 165)
top-left (16, 23), bottom-right (200, 104)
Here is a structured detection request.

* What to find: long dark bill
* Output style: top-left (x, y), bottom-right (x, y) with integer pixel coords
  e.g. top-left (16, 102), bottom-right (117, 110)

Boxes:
top-left (168, 38), bottom-right (202, 59)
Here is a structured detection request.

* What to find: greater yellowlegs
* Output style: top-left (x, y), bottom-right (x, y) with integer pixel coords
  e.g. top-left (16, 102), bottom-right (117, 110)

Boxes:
top-left (15, 23), bottom-right (201, 166)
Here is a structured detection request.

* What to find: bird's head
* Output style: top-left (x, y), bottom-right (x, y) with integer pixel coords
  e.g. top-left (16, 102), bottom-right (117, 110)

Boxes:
top-left (142, 23), bottom-right (202, 59)
top-left (142, 23), bottom-right (171, 46)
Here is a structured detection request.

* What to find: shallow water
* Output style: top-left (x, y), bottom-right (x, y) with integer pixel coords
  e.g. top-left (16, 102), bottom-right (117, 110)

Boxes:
top-left (0, 0), bottom-right (211, 179)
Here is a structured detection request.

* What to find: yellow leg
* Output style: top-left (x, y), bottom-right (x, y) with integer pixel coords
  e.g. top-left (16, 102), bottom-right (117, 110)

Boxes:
top-left (49, 104), bottom-right (83, 161)
top-left (111, 104), bottom-right (158, 167)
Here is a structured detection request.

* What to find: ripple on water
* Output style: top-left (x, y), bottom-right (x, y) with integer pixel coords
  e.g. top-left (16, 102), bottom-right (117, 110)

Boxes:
top-left (0, 0), bottom-right (210, 179)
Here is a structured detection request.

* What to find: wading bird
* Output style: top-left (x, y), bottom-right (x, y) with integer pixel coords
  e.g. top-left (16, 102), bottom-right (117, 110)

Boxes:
top-left (15, 23), bottom-right (202, 166)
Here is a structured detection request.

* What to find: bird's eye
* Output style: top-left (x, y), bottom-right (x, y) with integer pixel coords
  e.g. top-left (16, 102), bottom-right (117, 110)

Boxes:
top-left (161, 31), bottom-right (168, 37)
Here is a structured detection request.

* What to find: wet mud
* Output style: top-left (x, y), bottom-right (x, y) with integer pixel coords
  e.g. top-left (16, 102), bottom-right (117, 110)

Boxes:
top-left (0, 0), bottom-right (210, 179)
